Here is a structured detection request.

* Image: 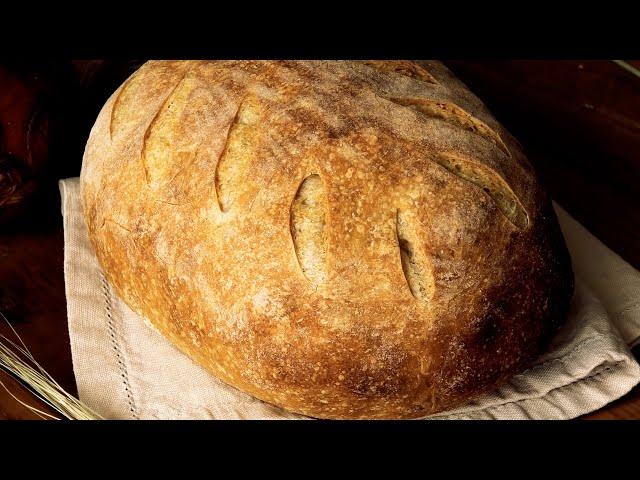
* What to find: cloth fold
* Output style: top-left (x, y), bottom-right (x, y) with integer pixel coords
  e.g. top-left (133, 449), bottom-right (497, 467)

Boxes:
top-left (60, 178), bottom-right (640, 419)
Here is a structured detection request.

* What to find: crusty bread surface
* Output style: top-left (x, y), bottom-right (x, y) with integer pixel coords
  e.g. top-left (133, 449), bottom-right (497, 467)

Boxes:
top-left (81, 60), bottom-right (574, 419)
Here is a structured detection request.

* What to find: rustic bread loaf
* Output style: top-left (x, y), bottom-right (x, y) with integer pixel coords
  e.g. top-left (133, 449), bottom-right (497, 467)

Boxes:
top-left (80, 60), bottom-right (574, 419)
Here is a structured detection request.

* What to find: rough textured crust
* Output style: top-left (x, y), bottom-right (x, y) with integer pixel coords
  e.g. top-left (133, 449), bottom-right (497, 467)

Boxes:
top-left (80, 60), bottom-right (574, 419)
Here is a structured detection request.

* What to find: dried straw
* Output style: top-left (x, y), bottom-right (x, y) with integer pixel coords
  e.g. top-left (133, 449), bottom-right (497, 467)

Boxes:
top-left (0, 311), bottom-right (102, 420)
top-left (612, 60), bottom-right (640, 79)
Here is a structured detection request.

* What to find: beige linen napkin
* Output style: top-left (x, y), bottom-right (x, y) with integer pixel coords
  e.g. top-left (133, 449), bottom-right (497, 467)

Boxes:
top-left (60, 178), bottom-right (640, 419)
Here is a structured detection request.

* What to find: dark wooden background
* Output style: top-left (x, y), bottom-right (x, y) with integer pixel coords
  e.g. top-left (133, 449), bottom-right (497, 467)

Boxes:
top-left (0, 60), bottom-right (639, 420)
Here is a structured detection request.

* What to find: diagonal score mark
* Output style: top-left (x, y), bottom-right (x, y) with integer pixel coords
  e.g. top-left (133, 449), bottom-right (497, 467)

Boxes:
top-left (385, 96), bottom-right (528, 229)
top-left (139, 72), bottom-right (190, 185)
top-left (290, 174), bottom-right (327, 289)
top-left (431, 152), bottom-right (529, 230)
top-left (109, 74), bottom-right (135, 142)
top-left (141, 71), bottom-right (224, 195)
top-left (396, 209), bottom-right (435, 302)
top-left (363, 60), bottom-right (439, 85)
top-left (388, 96), bottom-right (511, 157)
top-left (214, 95), bottom-right (263, 213)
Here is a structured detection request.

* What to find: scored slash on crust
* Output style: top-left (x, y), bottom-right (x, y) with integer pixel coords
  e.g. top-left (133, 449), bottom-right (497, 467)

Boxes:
top-left (139, 73), bottom-right (190, 185)
top-left (214, 97), bottom-right (249, 213)
top-left (429, 152), bottom-right (529, 230)
top-left (383, 95), bottom-right (528, 230)
top-left (290, 173), bottom-right (328, 289)
top-left (387, 96), bottom-right (511, 158)
top-left (396, 209), bottom-right (435, 302)
top-left (362, 60), bottom-right (440, 85)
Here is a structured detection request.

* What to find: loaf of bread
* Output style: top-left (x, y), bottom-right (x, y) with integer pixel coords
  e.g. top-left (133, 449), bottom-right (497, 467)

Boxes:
top-left (80, 60), bottom-right (574, 419)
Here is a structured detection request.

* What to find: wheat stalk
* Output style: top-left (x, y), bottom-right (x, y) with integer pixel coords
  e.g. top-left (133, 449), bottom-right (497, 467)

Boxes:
top-left (0, 311), bottom-right (103, 420)
top-left (612, 60), bottom-right (640, 79)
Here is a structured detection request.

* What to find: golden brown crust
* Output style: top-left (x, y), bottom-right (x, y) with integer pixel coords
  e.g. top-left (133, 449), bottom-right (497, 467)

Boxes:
top-left (80, 60), bottom-right (574, 419)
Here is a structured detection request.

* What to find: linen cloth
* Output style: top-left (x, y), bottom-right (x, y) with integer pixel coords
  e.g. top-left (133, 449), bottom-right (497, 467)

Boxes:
top-left (60, 178), bottom-right (640, 419)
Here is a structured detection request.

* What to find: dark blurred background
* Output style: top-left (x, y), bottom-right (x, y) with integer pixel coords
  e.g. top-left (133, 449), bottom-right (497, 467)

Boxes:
top-left (0, 60), bottom-right (639, 419)
top-left (0, 60), bottom-right (144, 228)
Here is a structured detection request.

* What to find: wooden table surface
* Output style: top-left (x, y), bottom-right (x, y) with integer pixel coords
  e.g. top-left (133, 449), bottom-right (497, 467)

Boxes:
top-left (1, 60), bottom-right (639, 420)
